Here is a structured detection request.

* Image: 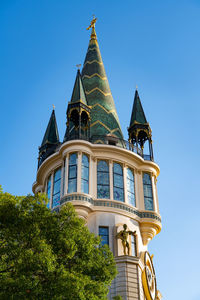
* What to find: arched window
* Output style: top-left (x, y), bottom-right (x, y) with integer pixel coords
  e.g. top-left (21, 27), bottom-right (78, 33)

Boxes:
top-left (47, 175), bottom-right (52, 208)
top-left (113, 163), bottom-right (124, 202)
top-left (68, 153), bottom-right (77, 193)
top-left (127, 168), bottom-right (135, 206)
top-left (52, 168), bottom-right (61, 208)
top-left (81, 154), bottom-right (89, 194)
top-left (143, 173), bottom-right (154, 211)
top-left (97, 160), bottom-right (110, 199)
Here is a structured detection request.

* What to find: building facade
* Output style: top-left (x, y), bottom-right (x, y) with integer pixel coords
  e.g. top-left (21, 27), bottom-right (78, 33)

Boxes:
top-left (33, 18), bottom-right (162, 300)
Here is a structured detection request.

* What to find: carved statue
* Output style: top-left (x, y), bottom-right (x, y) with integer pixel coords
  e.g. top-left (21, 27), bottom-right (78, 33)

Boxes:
top-left (116, 224), bottom-right (136, 255)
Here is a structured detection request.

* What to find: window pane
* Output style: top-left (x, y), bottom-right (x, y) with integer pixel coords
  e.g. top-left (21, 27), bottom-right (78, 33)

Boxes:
top-left (127, 168), bottom-right (134, 181)
top-left (82, 154), bottom-right (89, 167)
top-left (113, 163), bottom-right (123, 175)
top-left (143, 173), bottom-right (154, 211)
top-left (97, 185), bottom-right (110, 199)
top-left (81, 180), bottom-right (89, 194)
top-left (54, 168), bottom-right (61, 181)
top-left (97, 160), bottom-right (109, 172)
top-left (131, 235), bottom-right (136, 256)
top-left (114, 174), bottom-right (123, 188)
top-left (69, 165), bottom-right (77, 179)
top-left (81, 166), bottom-right (89, 180)
top-left (144, 197), bottom-right (154, 211)
top-left (127, 192), bottom-right (135, 206)
top-left (97, 172), bottom-right (109, 185)
top-left (143, 173), bottom-right (151, 185)
top-left (68, 179), bottom-right (77, 193)
top-left (97, 160), bottom-right (109, 199)
top-left (69, 153), bottom-right (77, 165)
top-left (127, 178), bottom-right (135, 193)
top-left (52, 193), bottom-right (60, 207)
top-left (53, 180), bottom-right (61, 195)
top-left (114, 187), bottom-right (124, 202)
top-left (99, 227), bottom-right (109, 246)
top-left (113, 163), bottom-right (124, 202)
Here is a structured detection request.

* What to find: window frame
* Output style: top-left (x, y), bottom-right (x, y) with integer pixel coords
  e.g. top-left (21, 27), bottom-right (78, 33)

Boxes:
top-left (81, 153), bottom-right (89, 194)
top-left (113, 162), bottom-right (124, 202)
top-left (143, 172), bottom-right (154, 211)
top-left (99, 226), bottom-right (109, 246)
top-left (52, 167), bottom-right (62, 208)
top-left (97, 160), bottom-right (110, 199)
top-left (68, 152), bottom-right (78, 193)
top-left (126, 167), bottom-right (136, 207)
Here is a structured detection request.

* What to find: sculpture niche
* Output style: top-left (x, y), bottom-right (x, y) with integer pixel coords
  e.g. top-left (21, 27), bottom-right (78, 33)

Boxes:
top-left (116, 224), bottom-right (136, 256)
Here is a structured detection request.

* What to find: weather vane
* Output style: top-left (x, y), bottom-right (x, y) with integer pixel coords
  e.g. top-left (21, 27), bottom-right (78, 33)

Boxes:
top-left (76, 64), bottom-right (81, 70)
top-left (53, 104), bottom-right (55, 110)
top-left (87, 15), bottom-right (97, 30)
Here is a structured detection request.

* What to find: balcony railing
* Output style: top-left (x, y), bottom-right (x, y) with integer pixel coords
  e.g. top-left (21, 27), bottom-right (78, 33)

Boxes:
top-left (66, 134), bottom-right (153, 161)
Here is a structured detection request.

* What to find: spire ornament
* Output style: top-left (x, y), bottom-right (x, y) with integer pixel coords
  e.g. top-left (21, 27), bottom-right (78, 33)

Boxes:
top-left (87, 15), bottom-right (97, 40)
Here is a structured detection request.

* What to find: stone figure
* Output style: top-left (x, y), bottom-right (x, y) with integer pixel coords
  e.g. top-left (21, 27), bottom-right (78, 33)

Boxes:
top-left (116, 224), bottom-right (136, 255)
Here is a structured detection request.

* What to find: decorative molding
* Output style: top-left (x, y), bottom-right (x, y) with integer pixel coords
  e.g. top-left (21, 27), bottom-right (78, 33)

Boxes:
top-left (85, 87), bottom-right (111, 96)
top-left (60, 195), bottom-right (161, 223)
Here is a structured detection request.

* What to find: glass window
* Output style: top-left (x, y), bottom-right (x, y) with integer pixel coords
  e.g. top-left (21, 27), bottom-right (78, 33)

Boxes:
top-left (97, 161), bottom-right (110, 199)
top-left (99, 226), bottom-right (109, 246)
top-left (127, 168), bottom-right (135, 206)
top-left (81, 154), bottom-right (89, 194)
top-left (143, 173), bottom-right (154, 211)
top-left (47, 175), bottom-right (51, 208)
top-left (131, 235), bottom-right (136, 256)
top-left (52, 168), bottom-right (61, 208)
top-left (113, 163), bottom-right (124, 202)
top-left (68, 153), bottom-right (77, 193)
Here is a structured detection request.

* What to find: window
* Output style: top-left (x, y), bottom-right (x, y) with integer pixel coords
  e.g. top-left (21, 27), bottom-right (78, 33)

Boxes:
top-left (143, 173), bottom-right (154, 211)
top-left (47, 175), bottom-right (52, 208)
top-left (99, 227), bottom-right (109, 246)
top-left (131, 235), bottom-right (136, 256)
top-left (127, 168), bottom-right (135, 206)
top-left (52, 168), bottom-right (61, 208)
top-left (81, 154), bottom-right (89, 194)
top-left (97, 160), bottom-right (110, 199)
top-left (113, 163), bottom-right (124, 202)
top-left (68, 153), bottom-right (77, 193)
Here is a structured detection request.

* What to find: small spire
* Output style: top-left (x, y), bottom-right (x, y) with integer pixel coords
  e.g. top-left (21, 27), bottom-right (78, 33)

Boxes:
top-left (52, 104), bottom-right (55, 110)
top-left (70, 69), bottom-right (87, 105)
top-left (87, 15), bottom-right (97, 40)
top-left (40, 109), bottom-right (60, 147)
top-left (129, 90), bottom-right (147, 127)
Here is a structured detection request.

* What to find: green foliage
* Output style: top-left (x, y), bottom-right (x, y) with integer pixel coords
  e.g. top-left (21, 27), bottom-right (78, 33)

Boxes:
top-left (113, 296), bottom-right (123, 300)
top-left (0, 192), bottom-right (117, 299)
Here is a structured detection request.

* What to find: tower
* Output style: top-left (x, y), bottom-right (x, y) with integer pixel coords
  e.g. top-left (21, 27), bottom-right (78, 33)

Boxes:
top-left (33, 17), bottom-right (162, 300)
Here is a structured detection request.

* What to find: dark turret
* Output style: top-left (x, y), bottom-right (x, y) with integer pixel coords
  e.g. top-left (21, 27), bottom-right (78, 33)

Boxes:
top-left (64, 69), bottom-right (91, 141)
top-left (128, 90), bottom-right (154, 161)
top-left (38, 108), bottom-right (60, 168)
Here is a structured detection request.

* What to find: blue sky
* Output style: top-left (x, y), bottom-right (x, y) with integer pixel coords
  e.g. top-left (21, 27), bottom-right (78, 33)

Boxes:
top-left (1, 1), bottom-right (200, 299)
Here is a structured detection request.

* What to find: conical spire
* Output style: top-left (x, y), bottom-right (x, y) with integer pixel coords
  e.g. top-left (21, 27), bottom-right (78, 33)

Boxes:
top-left (129, 90), bottom-right (147, 127)
top-left (70, 69), bottom-right (87, 105)
top-left (82, 17), bottom-right (123, 141)
top-left (38, 108), bottom-right (60, 168)
top-left (41, 109), bottom-right (60, 147)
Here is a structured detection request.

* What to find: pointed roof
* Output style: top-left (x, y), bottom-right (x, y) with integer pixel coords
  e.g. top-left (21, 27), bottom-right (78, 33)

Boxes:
top-left (41, 109), bottom-right (60, 147)
top-left (70, 69), bottom-right (87, 105)
top-left (81, 18), bottom-right (123, 140)
top-left (129, 90), bottom-right (147, 127)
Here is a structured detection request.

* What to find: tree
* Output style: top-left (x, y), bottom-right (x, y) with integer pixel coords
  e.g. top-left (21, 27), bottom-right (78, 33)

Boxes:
top-left (0, 189), bottom-right (117, 299)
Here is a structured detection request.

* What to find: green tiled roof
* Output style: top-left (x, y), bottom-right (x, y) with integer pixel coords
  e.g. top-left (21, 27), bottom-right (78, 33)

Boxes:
top-left (81, 27), bottom-right (123, 140)
top-left (41, 109), bottom-right (60, 147)
top-left (70, 69), bottom-right (87, 105)
top-left (129, 90), bottom-right (147, 127)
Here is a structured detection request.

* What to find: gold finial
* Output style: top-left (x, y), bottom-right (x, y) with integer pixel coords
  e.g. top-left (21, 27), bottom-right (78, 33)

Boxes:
top-left (76, 64), bottom-right (81, 70)
top-left (87, 15), bottom-right (97, 30)
top-left (136, 85), bottom-right (138, 90)
top-left (53, 104), bottom-right (55, 110)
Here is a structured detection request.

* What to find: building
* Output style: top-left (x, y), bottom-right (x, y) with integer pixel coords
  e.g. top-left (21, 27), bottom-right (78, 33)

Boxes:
top-left (33, 17), bottom-right (162, 300)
